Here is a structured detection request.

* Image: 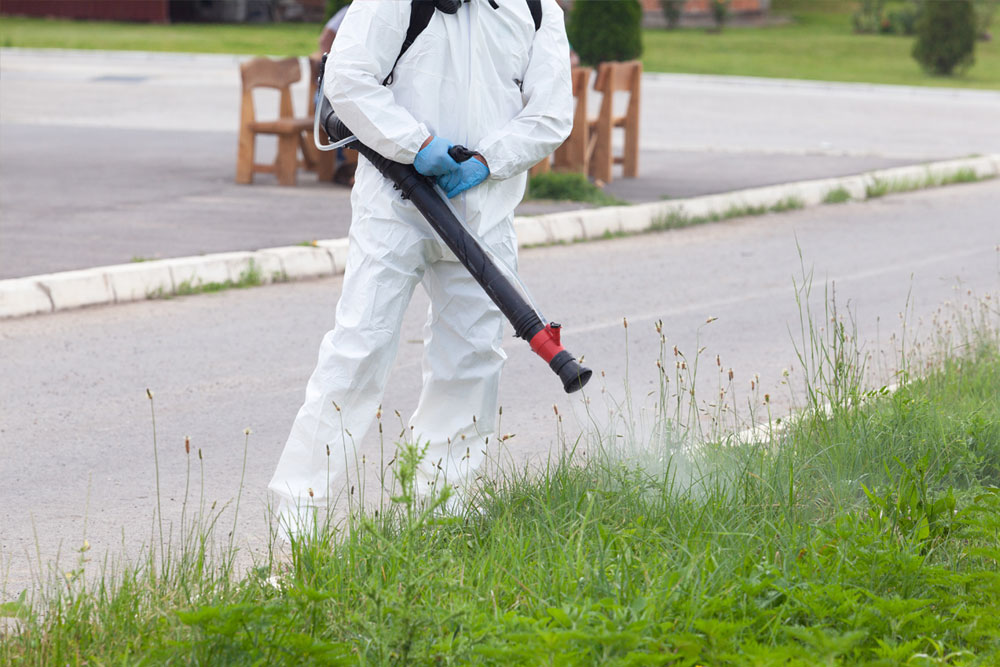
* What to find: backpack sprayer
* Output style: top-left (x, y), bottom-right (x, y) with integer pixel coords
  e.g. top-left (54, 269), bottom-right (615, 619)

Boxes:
top-left (313, 59), bottom-right (591, 393)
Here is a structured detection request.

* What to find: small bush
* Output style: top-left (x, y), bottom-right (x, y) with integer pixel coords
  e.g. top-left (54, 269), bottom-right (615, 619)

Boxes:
top-left (852, 0), bottom-right (887, 33)
top-left (567, 0), bottom-right (643, 66)
top-left (887, 0), bottom-right (923, 36)
top-left (527, 172), bottom-right (627, 206)
top-left (709, 0), bottom-right (731, 31)
top-left (661, 0), bottom-right (684, 29)
top-left (913, 0), bottom-right (977, 75)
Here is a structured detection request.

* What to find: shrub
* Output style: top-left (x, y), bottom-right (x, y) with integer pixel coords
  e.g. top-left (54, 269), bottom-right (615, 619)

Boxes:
top-left (912, 0), bottom-right (977, 75)
top-left (709, 0), bottom-right (730, 31)
top-left (852, 0), bottom-right (886, 33)
top-left (661, 0), bottom-right (684, 29)
top-left (568, 0), bottom-right (643, 67)
top-left (887, 0), bottom-right (923, 36)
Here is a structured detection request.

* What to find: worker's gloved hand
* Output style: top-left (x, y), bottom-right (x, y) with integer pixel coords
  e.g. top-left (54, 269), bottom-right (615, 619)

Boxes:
top-left (413, 136), bottom-right (460, 176)
top-left (437, 156), bottom-right (489, 198)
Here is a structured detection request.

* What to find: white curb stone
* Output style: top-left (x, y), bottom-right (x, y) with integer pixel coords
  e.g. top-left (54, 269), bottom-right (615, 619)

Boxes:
top-left (316, 238), bottom-right (351, 274)
top-left (37, 269), bottom-right (114, 311)
top-left (0, 278), bottom-right (53, 318)
top-left (1, 154), bottom-right (997, 320)
top-left (260, 246), bottom-right (334, 280)
top-left (104, 261), bottom-right (175, 302)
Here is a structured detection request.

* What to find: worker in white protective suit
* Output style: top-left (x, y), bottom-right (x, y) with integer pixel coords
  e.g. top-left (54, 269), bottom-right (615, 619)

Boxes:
top-left (269, 0), bottom-right (573, 535)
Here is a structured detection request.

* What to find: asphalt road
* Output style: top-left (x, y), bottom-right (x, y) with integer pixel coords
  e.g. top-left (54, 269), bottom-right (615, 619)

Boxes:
top-left (5, 48), bottom-right (998, 278)
top-left (2, 180), bottom-right (998, 595)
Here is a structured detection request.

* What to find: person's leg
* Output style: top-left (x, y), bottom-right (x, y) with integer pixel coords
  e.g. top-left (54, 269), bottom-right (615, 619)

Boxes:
top-left (269, 212), bottom-right (429, 531)
top-left (408, 227), bottom-right (518, 503)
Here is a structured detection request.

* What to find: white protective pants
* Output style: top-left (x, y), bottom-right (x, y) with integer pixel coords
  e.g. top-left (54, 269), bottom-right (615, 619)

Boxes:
top-left (269, 195), bottom-right (517, 524)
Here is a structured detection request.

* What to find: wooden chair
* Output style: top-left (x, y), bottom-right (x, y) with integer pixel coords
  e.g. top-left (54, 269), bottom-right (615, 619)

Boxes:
top-left (587, 60), bottom-right (642, 184)
top-left (236, 57), bottom-right (313, 186)
top-left (552, 66), bottom-right (593, 175)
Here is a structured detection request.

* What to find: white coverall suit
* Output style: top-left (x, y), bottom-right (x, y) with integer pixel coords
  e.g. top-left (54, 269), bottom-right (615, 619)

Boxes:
top-left (269, 0), bottom-right (573, 526)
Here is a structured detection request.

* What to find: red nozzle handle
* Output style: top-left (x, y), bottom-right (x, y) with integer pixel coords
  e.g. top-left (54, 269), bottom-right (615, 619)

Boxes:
top-left (529, 323), bottom-right (563, 363)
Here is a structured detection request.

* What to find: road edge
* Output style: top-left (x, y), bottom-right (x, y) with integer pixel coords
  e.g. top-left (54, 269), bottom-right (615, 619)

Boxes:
top-left (2, 154), bottom-right (998, 320)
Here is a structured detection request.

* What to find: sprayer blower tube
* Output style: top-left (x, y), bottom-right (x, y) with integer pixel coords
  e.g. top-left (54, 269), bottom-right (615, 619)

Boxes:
top-left (323, 113), bottom-right (591, 393)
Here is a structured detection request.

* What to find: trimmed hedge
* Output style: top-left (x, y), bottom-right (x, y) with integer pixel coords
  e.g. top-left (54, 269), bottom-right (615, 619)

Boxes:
top-left (568, 0), bottom-right (643, 66)
top-left (913, 0), bottom-right (977, 75)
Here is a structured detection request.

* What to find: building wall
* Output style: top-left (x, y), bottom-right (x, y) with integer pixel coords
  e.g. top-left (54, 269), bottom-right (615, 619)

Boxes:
top-left (0, 0), bottom-right (169, 22)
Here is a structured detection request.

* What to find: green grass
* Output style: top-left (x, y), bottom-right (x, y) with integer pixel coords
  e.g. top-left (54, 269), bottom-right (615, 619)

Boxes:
top-left (146, 260), bottom-right (266, 300)
top-left (643, 1), bottom-right (1000, 89)
top-left (0, 16), bottom-right (319, 56)
top-left (866, 167), bottom-right (988, 199)
top-left (527, 172), bottom-right (629, 207)
top-left (823, 186), bottom-right (853, 204)
top-left (3, 281), bottom-right (999, 664)
top-left (3, 2), bottom-right (998, 88)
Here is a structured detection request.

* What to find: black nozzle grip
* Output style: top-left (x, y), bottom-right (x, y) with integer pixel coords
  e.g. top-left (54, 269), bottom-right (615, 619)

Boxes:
top-left (550, 350), bottom-right (592, 394)
top-left (448, 145), bottom-right (478, 163)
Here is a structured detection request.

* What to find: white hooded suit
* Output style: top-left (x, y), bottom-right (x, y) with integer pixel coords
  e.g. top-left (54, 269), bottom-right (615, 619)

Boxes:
top-left (269, 0), bottom-right (573, 525)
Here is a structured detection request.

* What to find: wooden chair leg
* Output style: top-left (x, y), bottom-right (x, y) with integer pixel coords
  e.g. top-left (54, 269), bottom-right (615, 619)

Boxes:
top-left (275, 133), bottom-right (298, 186)
top-left (236, 126), bottom-right (255, 184)
top-left (624, 120), bottom-right (639, 178)
top-left (589, 122), bottom-right (613, 184)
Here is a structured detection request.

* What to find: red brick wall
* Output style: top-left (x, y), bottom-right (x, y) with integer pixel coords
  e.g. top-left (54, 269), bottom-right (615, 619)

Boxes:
top-left (0, 0), bottom-right (169, 22)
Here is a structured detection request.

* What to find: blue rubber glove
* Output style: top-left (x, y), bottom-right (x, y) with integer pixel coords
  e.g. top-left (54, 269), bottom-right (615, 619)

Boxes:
top-left (437, 157), bottom-right (489, 198)
top-left (413, 136), bottom-right (460, 176)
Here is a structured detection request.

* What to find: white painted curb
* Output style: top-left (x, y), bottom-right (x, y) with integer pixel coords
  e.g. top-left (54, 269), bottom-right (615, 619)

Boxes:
top-left (1, 155), bottom-right (997, 320)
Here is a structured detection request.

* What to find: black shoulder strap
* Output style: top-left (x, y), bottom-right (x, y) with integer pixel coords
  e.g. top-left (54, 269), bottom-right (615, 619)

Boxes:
top-left (526, 0), bottom-right (542, 31)
top-left (383, 0), bottom-right (438, 86)
top-left (383, 0), bottom-right (542, 87)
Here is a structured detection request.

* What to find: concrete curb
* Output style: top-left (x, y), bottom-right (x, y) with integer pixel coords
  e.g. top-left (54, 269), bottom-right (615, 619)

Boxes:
top-left (2, 155), bottom-right (997, 320)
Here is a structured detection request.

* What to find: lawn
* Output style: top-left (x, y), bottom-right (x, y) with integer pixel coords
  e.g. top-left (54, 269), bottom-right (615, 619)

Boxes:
top-left (643, 1), bottom-right (1000, 89)
top-left (3, 287), bottom-right (999, 664)
top-left (1, 1), bottom-right (998, 89)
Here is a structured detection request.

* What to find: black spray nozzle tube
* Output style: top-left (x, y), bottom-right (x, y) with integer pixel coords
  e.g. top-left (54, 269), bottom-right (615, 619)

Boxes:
top-left (323, 112), bottom-right (591, 393)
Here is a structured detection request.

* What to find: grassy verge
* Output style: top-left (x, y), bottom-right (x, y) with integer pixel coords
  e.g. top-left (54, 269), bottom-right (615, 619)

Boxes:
top-left (0, 17), bottom-right (318, 56)
top-left (527, 171), bottom-right (629, 207)
top-left (3, 3), bottom-right (998, 89)
top-left (144, 259), bottom-right (288, 300)
top-left (2, 282), bottom-right (999, 664)
top-left (644, 1), bottom-right (1000, 89)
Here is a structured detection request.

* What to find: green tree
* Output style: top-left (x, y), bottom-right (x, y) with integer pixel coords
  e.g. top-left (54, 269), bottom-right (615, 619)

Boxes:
top-left (912, 0), bottom-right (976, 75)
top-left (568, 0), bottom-right (644, 66)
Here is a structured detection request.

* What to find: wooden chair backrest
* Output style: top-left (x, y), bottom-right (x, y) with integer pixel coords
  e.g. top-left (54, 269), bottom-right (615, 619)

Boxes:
top-left (240, 57), bottom-right (302, 121)
top-left (241, 56), bottom-right (302, 91)
top-left (593, 60), bottom-right (641, 96)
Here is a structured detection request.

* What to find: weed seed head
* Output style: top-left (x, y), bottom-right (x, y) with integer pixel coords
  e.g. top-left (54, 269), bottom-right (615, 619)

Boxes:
top-left (146, 388), bottom-right (153, 400)
top-left (184, 436), bottom-right (190, 454)
top-left (308, 488), bottom-right (314, 498)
